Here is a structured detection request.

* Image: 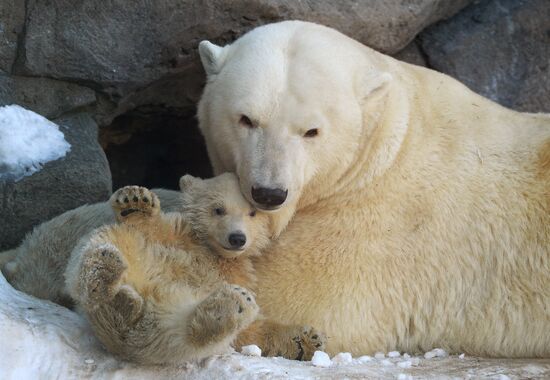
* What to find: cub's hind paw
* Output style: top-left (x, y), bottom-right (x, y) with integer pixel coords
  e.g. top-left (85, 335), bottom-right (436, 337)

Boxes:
top-left (110, 186), bottom-right (160, 222)
top-left (187, 284), bottom-right (259, 348)
top-left (79, 245), bottom-right (127, 306)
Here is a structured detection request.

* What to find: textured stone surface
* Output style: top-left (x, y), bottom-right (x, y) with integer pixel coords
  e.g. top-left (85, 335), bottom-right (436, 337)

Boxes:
top-left (16, 0), bottom-right (470, 123)
top-left (0, 0), bottom-right (25, 73)
top-left (0, 113), bottom-right (111, 250)
top-left (392, 40), bottom-right (427, 67)
top-left (420, 0), bottom-right (550, 112)
top-left (0, 75), bottom-right (96, 119)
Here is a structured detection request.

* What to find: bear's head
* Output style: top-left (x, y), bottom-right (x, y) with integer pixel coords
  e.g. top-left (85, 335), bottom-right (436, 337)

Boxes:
top-left (178, 173), bottom-right (270, 258)
top-left (197, 21), bottom-right (392, 216)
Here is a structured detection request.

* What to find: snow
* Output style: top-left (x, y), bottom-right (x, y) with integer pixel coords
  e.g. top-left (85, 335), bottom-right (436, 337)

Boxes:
top-left (0, 105), bottom-right (70, 181)
top-left (388, 351), bottom-right (401, 358)
top-left (375, 352), bottom-right (385, 359)
top-left (358, 355), bottom-right (373, 362)
top-left (397, 360), bottom-right (412, 368)
top-left (332, 352), bottom-right (352, 364)
top-left (311, 351), bottom-right (332, 367)
top-left (459, 353), bottom-right (465, 359)
top-left (240, 345), bottom-right (261, 357)
top-left (1, 273), bottom-right (549, 379)
top-left (424, 348), bottom-right (448, 359)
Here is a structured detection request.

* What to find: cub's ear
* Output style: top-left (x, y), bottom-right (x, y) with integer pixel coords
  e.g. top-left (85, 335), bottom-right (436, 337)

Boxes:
top-left (198, 41), bottom-right (226, 76)
top-left (179, 174), bottom-right (202, 192)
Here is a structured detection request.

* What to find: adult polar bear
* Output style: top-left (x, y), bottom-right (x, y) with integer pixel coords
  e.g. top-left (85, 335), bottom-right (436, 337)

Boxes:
top-left (197, 21), bottom-right (550, 357)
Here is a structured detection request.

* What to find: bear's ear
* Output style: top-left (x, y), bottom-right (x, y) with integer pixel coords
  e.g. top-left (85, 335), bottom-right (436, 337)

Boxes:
top-left (360, 71), bottom-right (393, 100)
top-left (179, 174), bottom-right (201, 192)
top-left (199, 41), bottom-right (226, 77)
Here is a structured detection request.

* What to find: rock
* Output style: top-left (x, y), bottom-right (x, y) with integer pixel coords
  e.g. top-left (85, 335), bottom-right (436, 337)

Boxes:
top-left (0, 75), bottom-right (96, 119)
top-left (0, 113), bottom-right (111, 250)
top-left (392, 40), bottom-right (427, 67)
top-left (420, 0), bottom-right (550, 113)
top-left (16, 0), bottom-right (471, 124)
top-left (0, 0), bottom-right (25, 73)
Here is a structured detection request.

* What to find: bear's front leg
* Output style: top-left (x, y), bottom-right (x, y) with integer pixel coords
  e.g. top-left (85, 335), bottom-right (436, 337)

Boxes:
top-left (235, 320), bottom-right (327, 361)
top-left (186, 284), bottom-right (259, 348)
top-left (110, 186), bottom-right (160, 224)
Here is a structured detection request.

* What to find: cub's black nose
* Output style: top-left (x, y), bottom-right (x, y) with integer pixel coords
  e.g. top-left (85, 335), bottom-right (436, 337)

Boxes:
top-left (251, 187), bottom-right (288, 208)
top-left (228, 232), bottom-right (246, 248)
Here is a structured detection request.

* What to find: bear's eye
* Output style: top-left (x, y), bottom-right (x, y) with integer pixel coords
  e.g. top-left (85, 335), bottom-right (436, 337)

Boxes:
top-left (304, 128), bottom-right (319, 138)
top-left (239, 115), bottom-right (255, 128)
top-left (214, 207), bottom-right (226, 216)
top-left (249, 210), bottom-right (256, 217)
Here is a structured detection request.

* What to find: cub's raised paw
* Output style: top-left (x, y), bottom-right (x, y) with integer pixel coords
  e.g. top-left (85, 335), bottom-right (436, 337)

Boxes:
top-left (79, 245), bottom-right (127, 306)
top-left (110, 186), bottom-right (160, 222)
top-left (292, 326), bottom-right (327, 361)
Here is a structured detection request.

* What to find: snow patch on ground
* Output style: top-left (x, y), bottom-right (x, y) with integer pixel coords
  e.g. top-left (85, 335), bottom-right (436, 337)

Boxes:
top-left (1, 273), bottom-right (549, 379)
top-left (0, 105), bottom-right (70, 181)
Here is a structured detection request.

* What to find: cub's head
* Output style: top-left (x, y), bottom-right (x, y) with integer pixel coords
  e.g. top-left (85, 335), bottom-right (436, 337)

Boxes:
top-left (179, 173), bottom-right (270, 258)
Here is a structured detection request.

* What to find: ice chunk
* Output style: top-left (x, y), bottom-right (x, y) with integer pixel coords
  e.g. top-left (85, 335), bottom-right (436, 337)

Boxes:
top-left (311, 351), bottom-right (332, 367)
top-left (388, 351), bottom-right (401, 358)
top-left (0, 105), bottom-right (71, 181)
top-left (241, 345), bottom-right (261, 357)
top-left (459, 353), bottom-right (465, 359)
top-left (381, 359), bottom-right (393, 366)
top-left (332, 352), bottom-right (352, 364)
top-left (374, 352), bottom-right (385, 359)
top-left (424, 348), bottom-right (448, 359)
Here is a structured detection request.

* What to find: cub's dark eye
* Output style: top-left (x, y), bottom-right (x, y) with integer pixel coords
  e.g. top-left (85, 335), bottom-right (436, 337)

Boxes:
top-left (249, 210), bottom-right (256, 217)
top-left (304, 128), bottom-right (319, 138)
top-left (214, 207), bottom-right (226, 216)
top-left (239, 115), bottom-right (255, 128)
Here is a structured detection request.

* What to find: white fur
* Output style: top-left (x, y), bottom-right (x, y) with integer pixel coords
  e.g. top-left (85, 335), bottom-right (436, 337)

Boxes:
top-left (198, 21), bottom-right (550, 357)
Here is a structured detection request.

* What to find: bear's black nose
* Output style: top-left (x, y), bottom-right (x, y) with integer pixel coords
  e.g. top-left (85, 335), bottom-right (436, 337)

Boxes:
top-left (228, 232), bottom-right (247, 248)
top-left (251, 187), bottom-right (288, 208)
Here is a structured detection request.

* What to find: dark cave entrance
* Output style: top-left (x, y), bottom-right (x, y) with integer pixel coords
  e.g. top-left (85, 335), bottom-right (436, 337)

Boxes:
top-left (99, 109), bottom-right (213, 191)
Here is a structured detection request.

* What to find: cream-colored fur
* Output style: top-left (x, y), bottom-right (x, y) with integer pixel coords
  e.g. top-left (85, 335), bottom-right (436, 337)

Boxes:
top-left (66, 180), bottom-right (325, 364)
top-left (1, 188), bottom-right (183, 307)
top-left (198, 21), bottom-right (550, 357)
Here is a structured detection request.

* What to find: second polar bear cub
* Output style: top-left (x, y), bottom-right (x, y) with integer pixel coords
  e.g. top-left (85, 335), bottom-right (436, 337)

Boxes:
top-left (66, 174), bottom-right (325, 364)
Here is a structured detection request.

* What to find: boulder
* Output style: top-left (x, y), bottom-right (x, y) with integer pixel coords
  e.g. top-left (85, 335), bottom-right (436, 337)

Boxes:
top-left (17, 0), bottom-right (471, 123)
top-left (420, 0), bottom-right (550, 113)
top-left (0, 75), bottom-right (96, 119)
top-left (0, 0), bottom-right (25, 73)
top-left (0, 113), bottom-right (111, 250)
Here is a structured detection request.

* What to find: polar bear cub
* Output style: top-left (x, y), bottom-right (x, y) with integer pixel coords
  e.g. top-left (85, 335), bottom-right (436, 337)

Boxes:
top-left (65, 175), bottom-right (325, 364)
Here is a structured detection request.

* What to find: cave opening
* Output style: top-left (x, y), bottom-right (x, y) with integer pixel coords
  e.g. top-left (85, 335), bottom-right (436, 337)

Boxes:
top-left (99, 108), bottom-right (213, 191)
